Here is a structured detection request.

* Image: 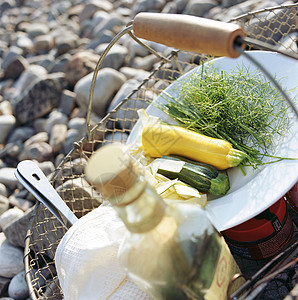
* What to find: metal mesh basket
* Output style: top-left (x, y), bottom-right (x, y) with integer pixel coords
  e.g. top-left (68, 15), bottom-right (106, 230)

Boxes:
top-left (24, 3), bottom-right (298, 299)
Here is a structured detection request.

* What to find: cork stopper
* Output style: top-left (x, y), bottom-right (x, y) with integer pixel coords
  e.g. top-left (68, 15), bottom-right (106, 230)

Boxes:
top-left (85, 144), bottom-right (138, 200)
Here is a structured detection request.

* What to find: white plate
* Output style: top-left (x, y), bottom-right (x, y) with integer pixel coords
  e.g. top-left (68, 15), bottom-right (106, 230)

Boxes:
top-left (126, 51), bottom-right (298, 231)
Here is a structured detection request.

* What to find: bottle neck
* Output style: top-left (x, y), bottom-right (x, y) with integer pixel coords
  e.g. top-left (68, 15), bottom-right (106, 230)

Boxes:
top-left (110, 176), bottom-right (166, 233)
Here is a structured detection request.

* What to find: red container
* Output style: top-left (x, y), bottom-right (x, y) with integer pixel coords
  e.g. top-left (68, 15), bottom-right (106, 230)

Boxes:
top-left (222, 198), bottom-right (293, 260)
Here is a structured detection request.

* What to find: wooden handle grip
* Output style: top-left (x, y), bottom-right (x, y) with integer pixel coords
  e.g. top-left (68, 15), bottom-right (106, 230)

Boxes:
top-left (133, 13), bottom-right (246, 58)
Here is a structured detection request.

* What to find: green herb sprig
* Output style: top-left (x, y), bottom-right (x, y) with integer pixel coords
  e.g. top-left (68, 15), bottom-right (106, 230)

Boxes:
top-left (160, 64), bottom-right (294, 168)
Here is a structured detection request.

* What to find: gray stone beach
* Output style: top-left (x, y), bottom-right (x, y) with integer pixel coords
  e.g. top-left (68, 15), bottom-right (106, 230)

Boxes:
top-left (0, 0), bottom-right (296, 299)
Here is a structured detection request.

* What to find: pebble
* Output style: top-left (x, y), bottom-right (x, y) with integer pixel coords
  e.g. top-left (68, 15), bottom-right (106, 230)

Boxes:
top-left (8, 195), bottom-right (34, 212)
top-left (119, 67), bottom-right (150, 81)
top-left (8, 271), bottom-right (29, 300)
top-left (14, 75), bottom-right (63, 124)
top-left (92, 12), bottom-right (126, 38)
top-left (0, 233), bottom-right (24, 278)
top-left (2, 207), bottom-right (33, 248)
top-left (45, 111), bottom-right (68, 134)
top-left (132, 0), bottom-right (166, 15)
top-left (58, 89), bottom-right (76, 116)
top-left (0, 276), bottom-right (10, 296)
top-left (0, 115), bottom-right (16, 144)
top-left (3, 56), bottom-right (29, 80)
top-left (63, 128), bottom-right (83, 154)
top-left (26, 23), bottom-right (49, 38)
top-left (19, 141), bottom-right (53, 162)
top-left (0, 207), bottom-right (25, 231)
top-left (108, 78), bottom-right (149, 129)
top-left (0, 195), bottom-right (9, 215)
top-left (6, 126), bottom-right (35, 144)
top-left (38, 160), bottom-right (55, 176)
top-left (79, 0), bottom-right (113, 23)
top-left (24, 132), bottom-right (48, 147)
top-left (0, 182), bottom-right (8, 197)
top-left (85, 29), bottom-right (114, 50)
top-left (68, 117), bottom-right (86, 132)
top-left (74, 67), bottom-right (126, 117)
top-left (64, 51), bottom-right (100, 86)
top-left (0, 0), bottom-right (294, 298)
top-left (13, 64), bottom-right (47, 94)
top-left (33, 34), bottom-right (55, 53)
top-left (183, 0), bottom-right (218, 17)
top-left (0, 168), bottom-right (18, 191)
top-left (49, 123), bottom-right (68, 154)
top-left (95, 43), bottom-right (128, 70)
top-left (0, 100), bottom-right (12, 115)
top-left (131, 54), bottom-right (161, 71)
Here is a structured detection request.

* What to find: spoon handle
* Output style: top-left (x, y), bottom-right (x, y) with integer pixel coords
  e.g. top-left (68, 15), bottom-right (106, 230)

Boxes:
top-left (15, 160), bottom-right (78, 229)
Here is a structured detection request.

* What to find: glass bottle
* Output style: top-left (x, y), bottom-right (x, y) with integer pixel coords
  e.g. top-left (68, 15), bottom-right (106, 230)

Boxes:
top-left (86, 144), bottom-right (243, 300)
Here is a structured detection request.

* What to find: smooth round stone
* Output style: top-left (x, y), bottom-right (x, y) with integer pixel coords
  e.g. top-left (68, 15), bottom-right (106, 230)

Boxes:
top-left (15, 34), bottom-right (34, 53)
top-left (119, 67), bottom-right (150, 81)
top-left (0, 233), bottom-right (24, 278)
top-left (0, 276), bottom-right (10, 296)
top-left (33, 118), bottom-right (47, 133)
top-left (0, 207), bottom-right (24, 231)
top-left (45, 111), bottom-right (68, 134)
top-left (58, 89), bottom-right (76, 116)
top-left (0, 195), bottom-right (9, 215)
top-left (13, 75), bottom-right (63, 124)
top-left (162, 1), bottom-right (178, 13)
top-left (95, 43), bottom-right (128, 70)
top-left (65, 51), bottom-right (100, 86)
top-left (3, 56), bottom-right (29, 80)
top-left (132, 0), bottom-right (166, 15)
top-left (38, 161), bottom-right (55, 177)
top-left (19, 142), bottom-right (53, 162)
top-left (55, 34), bottom-right (79, 57)
top-left (7, 126), bottom-right (35, 144)
top-left (13, 64), bottom-right (47, 93)
top-left (183, 0), bottom-right (218, 17)
top-left (0, 100), bottom-right (13, 115)
top-left (9, 196), bottom-right (34, 212)
top-left (8, 271), bottom-right (29, 300)
top-left (63, 128), bottom-right (82, 154)
top-left (49, 123), bottom-right (68, 154)
top-left (0, 182), bottom-right (8, 197)
top-left (68, 117), bottom-right (86, 131)
top-left (48, 53), bottom-right (71, 73)
top-left (79, 0), bottom-right (113, 23)
top-left (0, 168), bottom-right (18, 190)
top-left (108, 79), bottom-right (151, 130)
top-left (92, 13), bottom-right (126, 38)
top-left (88, 10), bottom-right (109, 32)
top-left (74, 67), bottom-right (126, 117)
top-left (85, 30), bottom-right (114, 50)
top-left (34, 34), bottom-right (55, 53)
top-left (27, 23), bottom-right (50, 38)
top-left (131, 54), bottom-right (160, 71)
top-left (24, 132), bottom-right (48, 147)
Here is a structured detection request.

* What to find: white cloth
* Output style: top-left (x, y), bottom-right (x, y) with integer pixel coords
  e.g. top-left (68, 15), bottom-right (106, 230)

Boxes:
top-left (55, 202), bottom-right (150, 300)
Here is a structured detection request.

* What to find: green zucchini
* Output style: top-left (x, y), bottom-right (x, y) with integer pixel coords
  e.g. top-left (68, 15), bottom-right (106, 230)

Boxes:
top-left (156, 155), bottom-right (230, 195)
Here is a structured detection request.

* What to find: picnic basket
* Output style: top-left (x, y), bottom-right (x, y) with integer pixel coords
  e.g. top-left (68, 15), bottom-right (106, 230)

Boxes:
top-left (24, 3), bottom-right (298, 299)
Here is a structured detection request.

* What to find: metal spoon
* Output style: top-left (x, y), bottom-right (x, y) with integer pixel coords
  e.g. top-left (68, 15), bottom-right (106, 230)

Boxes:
top-left (15, 160), bottom-right (78, 229)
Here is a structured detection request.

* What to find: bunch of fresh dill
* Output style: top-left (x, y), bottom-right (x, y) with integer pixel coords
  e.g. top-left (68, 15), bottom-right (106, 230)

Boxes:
top-left (160, 64), bottom-right (293, 168)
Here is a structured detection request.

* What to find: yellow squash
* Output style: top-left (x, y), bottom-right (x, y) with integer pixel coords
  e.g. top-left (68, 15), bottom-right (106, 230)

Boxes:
top-left (141, 123), bottom-right (246, 170)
